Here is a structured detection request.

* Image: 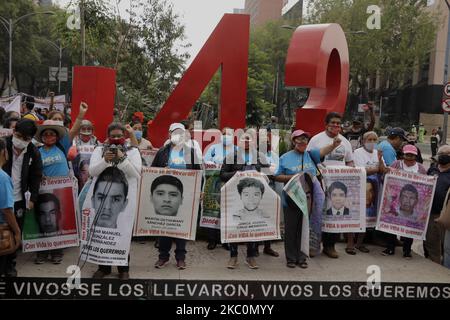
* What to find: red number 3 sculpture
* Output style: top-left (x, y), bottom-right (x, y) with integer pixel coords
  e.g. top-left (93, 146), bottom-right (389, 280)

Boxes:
top-left (285, 23), bottom-right (349, 136)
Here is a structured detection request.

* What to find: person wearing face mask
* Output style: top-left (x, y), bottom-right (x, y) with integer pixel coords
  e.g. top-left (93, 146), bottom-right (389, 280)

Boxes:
top-left (307, 112), bottom-right (354, 259)
top-left (220, 129), bottom-right (273, 270)
top-left (381, 145), bottom-right (426, 258)
top-left (2, 119), bottom-right (43, 277)
top-left (352, 131), bottom-right (387, 255)
top-left (47, 102), bottom-right (89, 145)
top-left (74, 120), bottom-right (98, 147)
top-left (88, 122), bottom-right (142, 280)
top-left (151, 123), bottom-right (202, 270)
top-left (129, 122), bottom-right (153, 150)
top-left (203, 127), bottom-right (237, 250)
top-left (275, 130), bottom-right (340, 267)
top-left (425, 145), bottom-right (450, 265)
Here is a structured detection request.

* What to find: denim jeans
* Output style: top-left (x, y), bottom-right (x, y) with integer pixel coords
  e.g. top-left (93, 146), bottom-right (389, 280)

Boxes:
top-left (444, 230), bottom-right (450, 269)
top-left (229, 242), bottom-right (257, 258)
top-left (158, 237), bottom-right (187, 261)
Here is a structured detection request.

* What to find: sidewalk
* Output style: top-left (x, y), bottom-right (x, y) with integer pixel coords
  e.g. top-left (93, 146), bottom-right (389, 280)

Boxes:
top-left (15, 240), bottom-right (450, 283)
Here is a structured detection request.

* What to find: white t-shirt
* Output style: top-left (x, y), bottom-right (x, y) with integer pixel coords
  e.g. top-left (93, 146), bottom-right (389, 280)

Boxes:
top-left (353, 147), bottom-right (381, 169)
top-left (307, 132), bottom-right (353, 166)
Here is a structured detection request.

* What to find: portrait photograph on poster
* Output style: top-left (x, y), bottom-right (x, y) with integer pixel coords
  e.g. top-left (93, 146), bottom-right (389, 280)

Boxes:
top-left (134, 167), bottom-right (202, 240)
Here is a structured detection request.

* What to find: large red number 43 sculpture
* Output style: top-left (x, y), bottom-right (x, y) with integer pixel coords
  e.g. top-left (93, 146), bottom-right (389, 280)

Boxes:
top-left (72, 15), bottom-right (349, 146)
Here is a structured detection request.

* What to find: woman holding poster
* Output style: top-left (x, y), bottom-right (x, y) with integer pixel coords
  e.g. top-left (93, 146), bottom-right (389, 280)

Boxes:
top-left (274, 130), bottom-right (338, 268)
top-left (382, 144), bottom-right (427, 259)
top-left (34, 103), bottom-right (89, 265)
top-left (352, 131), bottom-right (387, 254)
top-left (151, 122), bottom-right (201, 270)
top-left (86, 122), bottom-right (142, 280)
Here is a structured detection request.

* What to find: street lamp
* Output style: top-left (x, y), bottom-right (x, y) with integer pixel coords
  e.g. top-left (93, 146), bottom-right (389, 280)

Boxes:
top-left (42, 39), bottom-right (66, 94)
top-left (0, 11), bottom-right (55, 96)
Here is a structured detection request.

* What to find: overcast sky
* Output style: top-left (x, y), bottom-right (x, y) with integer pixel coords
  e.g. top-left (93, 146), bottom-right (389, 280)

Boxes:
top-left (55, 0), bottom-right (247, 67)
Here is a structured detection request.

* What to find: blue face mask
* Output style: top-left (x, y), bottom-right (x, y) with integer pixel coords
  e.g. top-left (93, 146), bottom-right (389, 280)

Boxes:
top-left (135, 130), bottom-right (143, 140)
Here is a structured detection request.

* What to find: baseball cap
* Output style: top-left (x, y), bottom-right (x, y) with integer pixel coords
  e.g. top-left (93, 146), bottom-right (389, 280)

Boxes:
top-left (353, 117), bottom-right (363, 125)
top-left (403, 144), bottom-right (418, 156)
top-left (388, 127), bottom-right (407, 140)
top-left (291, 130), bottom-right (311, 140)
top-left (169, 123), bottom-right (185, 133)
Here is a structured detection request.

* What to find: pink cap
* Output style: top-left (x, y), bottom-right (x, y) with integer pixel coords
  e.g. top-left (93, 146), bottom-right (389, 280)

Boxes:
top-left (403, 144), bottom-right (418, 155)
top-left (291, 130), bottom-right (311, 141)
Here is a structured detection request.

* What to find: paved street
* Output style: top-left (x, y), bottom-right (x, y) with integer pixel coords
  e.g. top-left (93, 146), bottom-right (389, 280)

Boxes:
top-left (15, 240), bottom-right (450, 283)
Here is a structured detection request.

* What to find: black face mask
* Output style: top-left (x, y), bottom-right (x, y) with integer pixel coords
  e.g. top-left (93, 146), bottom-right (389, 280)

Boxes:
top-left (438, 154), bottom-right (450, 166)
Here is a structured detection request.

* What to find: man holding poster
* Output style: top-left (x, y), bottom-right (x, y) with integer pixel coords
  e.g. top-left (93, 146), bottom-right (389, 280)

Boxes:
top-left (150, 122), bottom-right (202, 270)
top-left (220, 130), bottom-right (281, 270)
top-left (82, 122), bottom-right (142, 280)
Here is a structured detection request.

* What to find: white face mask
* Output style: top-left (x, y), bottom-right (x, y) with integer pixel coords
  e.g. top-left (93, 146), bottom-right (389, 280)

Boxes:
top-left (12, 136), bottom-right (30, 150)
top-left (364, 142), bottom-right (376, 152)
top-left (170, 134), bottom-right (184, 145)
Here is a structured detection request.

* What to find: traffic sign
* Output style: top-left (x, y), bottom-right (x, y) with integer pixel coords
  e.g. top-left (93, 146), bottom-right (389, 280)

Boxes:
top-left (445, 82), bottom-right (450, 97)
top-left (49, 67), bottom-right (68, 82)
top-left (442, 98), bottom-right (450, 112)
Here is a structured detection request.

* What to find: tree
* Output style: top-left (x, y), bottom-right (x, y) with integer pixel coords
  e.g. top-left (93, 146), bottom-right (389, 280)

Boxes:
top-left (305, 0), bottom-right (439, 110)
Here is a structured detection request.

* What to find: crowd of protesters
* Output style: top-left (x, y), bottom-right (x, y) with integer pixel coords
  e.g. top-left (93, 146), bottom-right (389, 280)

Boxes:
top-left (0, 94), bottom-right (449, 281)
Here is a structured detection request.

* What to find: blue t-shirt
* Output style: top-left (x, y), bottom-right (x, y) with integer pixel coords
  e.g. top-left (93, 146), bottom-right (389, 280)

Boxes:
top-left (0, 169), bottom-right (14, 224)
top-left (39, 133), bottom-right (71, 177)
top-left (275, 149), bottom-right (321, 177)
top-left (204, 143), bottom-right (237, 164)
top-left (169, 148), bottom-right (187, 169)
top-left (377, 140), bottom-right (397, 166)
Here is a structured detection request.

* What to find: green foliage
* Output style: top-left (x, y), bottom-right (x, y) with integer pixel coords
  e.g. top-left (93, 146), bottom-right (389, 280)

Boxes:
top-left (305, 0), bottom-right (439, 94)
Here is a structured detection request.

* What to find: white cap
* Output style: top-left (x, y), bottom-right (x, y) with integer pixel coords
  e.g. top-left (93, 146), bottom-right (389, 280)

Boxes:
top-left (169, 123), bottom-right (185, 132)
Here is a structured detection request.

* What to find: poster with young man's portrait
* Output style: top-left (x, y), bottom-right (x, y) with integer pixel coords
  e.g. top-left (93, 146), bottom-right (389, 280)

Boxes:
top-left (322, 167), bottom-right (366, 233)
top-left (366, 175), bottom-right (382, 228)
top-left (199, 164), bottom-right (222, 229)
top-left (221, 171), bottom-right (281, 243)
top-left (140, 149), bottom-right (158, 167)
top-left (73, 145), bottom-right (95, 193)
top-left (79, 166), bottom-right (138, 266)
top-left (376, 170), bottom-right (436, 240)
top-left (134, 167), bottom-right (202, 240)
top-left (22, 177), bottom-right (78, 252)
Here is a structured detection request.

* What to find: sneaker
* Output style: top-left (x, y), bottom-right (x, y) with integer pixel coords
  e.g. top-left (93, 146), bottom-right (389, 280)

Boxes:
top-left (207, 242), bottom-right (217, 250)
top-left (245, 257), bottom-right (259, 269)
top-left (403, 251), bottom-right (412, 259)
top-left (50, 255), bottom-right (63, 265)
top-left (286, 261), bottom-right (296, 268)
top-left (227, 257), bottom-right (238, 269)
top-left (323, 246), bottom-right (339, 259)
top-left (263, 247), bottom-right (279, 257)
top-left (34, 255), bottom-right (46, 265)
top-left (118, 272), bottom-right (130, 280)
top-left (154, 258), bottom-right (169, 269)
top-left (176, 260), bottom-right (186, 270)
top-left (381, 248), bottom-right (395, 256)
top-left (92, 270), bottom-right (110, 279)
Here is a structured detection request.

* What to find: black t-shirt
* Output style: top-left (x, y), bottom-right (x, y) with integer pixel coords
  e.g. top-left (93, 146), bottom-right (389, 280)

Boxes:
top-left (344, 129), bottom-right (367, 151)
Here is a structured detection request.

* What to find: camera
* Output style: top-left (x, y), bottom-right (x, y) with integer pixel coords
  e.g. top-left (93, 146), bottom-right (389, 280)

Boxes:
top-left (108, 144), bottom-right (118, 155)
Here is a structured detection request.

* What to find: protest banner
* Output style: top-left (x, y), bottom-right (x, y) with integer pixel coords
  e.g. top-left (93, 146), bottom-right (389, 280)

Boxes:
top-left (366, 175), bottom-right (382, 228)
top-left (140, 149), bottom-right (158, 167)
top-left (134, 167), bottom-right (202, 240)
top-left (322, 167), bottom-right (366, 233)
top-left (200, 164), bottom-right (222, 229)
top-left (73, 145), bottom-right (96, 192)
top-left (221, 170), bottom-right (281, 243)
top-left (283, 172), bottom-right (325, 256)
top-left (22, 177), bottom-right (78, 252)
top-left (79, 167), bottom-right (138, 266)
top-left (376, 170), bottom-right (437, 240)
